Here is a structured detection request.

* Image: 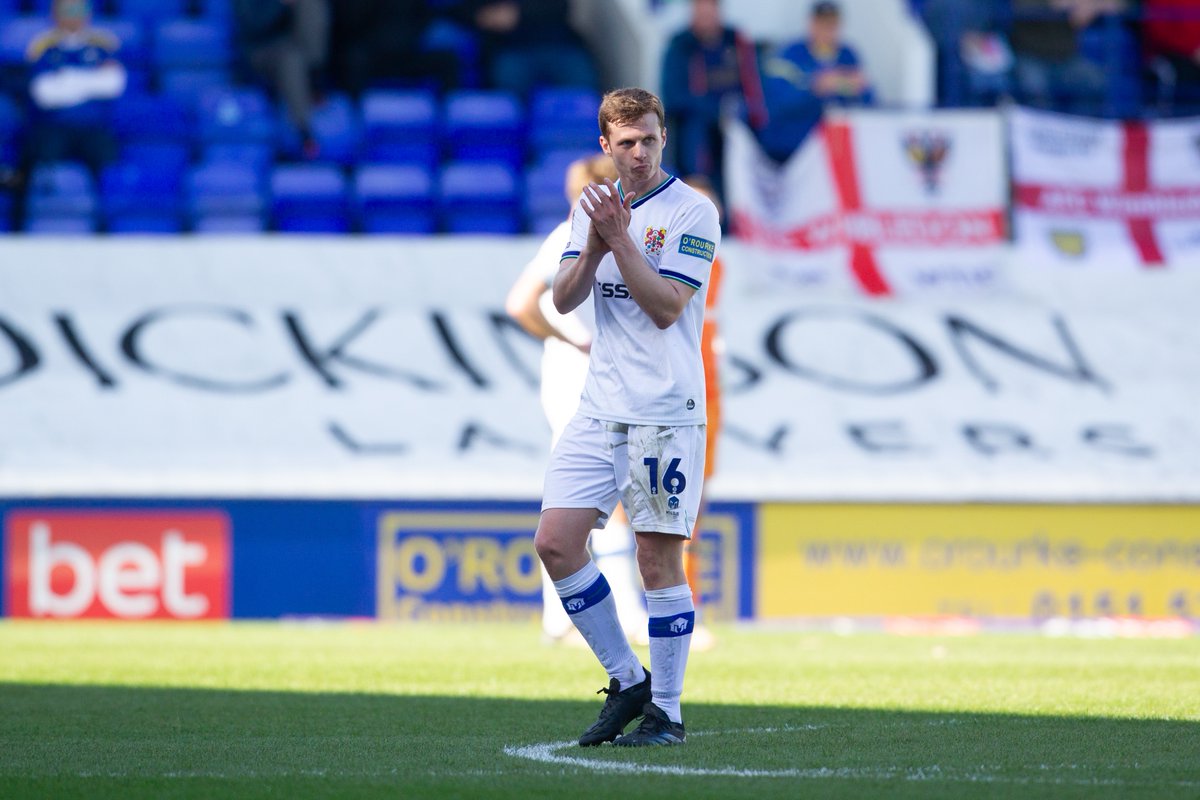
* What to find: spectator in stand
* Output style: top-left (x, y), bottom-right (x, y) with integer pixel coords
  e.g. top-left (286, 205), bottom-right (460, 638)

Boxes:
top-left (330, 0), bottom-right (463, 98)
top-left (757, 0), bottom-right (873, 164)
top-left (919, 0), bottom-right (1013, 107)
top-left (1009, 0), bottom-right (1123, 114)
top-left (660, 0), bottom-right (768, 204)
top-left (452, 0), bottom-right (599, 99)
top-left (22, 0), bottom-right (126, 178)
top-left (233, 0), bottom-right (330, 158)
top-left (1143, 0), bottom-right (1200, 112)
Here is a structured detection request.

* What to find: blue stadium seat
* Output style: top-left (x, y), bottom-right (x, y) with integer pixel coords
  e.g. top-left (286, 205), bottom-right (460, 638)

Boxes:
top-left (186, 161), bottom-right (265, 227)
top-left (302, 93), bottom-right (361, 165)
top-left (421, 18), bottom-right (481, 88)
top-left (361, 89), bottom-right (439, 165)
top-left (0, 137), bottom-right (16, 169)
top-left (153, 19), bottom-right (231, 71)
top-left (0, 190), bottom-right (13, 232)
top-left (24, 215), bottom-right (96, 235)
top-left (107, 214), bottom-right (185, 234)
top-left (112, 93), bottom-right (195, 144)
top-left (197, 86), bottom-right (277, 145)
top-left (197, 0), bottom-right (233, 20)
top-left (536, 147), bottom-right (600, 179)
top-left (353, 163), bottom-right (436, 234)
top-left (443, 90), bottom-right (525, 169)
top-left (121, 141), bottom-right (192, 177)
top-left (26, 161), bottom-right (96, 218)
top-left (0, 90), bottom-right (22, 141)
top-left (529, 87), bottom-right (600, 153)
top-left (524, 158), bottom-right (570, 234)
top-left (200, 142), bottom-right (273, 176)
top-left (271, 164), bottom-right (350, 233)
top-left (192, 214), bottom-right (265, 235)
top-left (158, 68), bottom-right (232, 105)
top-left (438, 160), bottom-right (521, 235)
top-left (111, 0), bottom-right (189, 21)
top-left (100, 159), bottom-right (184, 232)
top-left (92, 16), bottom-right (146, 69)
top-left (0, 16), bottom-right (44, 67)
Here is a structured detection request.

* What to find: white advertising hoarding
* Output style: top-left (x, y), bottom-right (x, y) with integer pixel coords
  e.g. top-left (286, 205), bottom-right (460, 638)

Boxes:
top-left (0, 237), bottom-right (1197, 501)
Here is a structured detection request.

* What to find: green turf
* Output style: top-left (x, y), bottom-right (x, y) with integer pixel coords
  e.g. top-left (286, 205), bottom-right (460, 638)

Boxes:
top-left (0, 621), bottom-right (1197, 799)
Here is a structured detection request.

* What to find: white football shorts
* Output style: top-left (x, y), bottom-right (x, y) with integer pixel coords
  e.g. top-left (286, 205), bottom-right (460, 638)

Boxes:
top-left (542, 413), bottom-right (706, 538)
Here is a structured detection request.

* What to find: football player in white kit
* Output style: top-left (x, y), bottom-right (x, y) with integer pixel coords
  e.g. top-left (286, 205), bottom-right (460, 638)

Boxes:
top-left (534, 88), bottom-right (720, 747)
top-left (505, 155), bottom-right (648, 645)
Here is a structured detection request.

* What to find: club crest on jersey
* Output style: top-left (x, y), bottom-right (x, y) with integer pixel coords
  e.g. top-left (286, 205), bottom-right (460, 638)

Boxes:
top-left (644, 226), bottom-right (667, 256)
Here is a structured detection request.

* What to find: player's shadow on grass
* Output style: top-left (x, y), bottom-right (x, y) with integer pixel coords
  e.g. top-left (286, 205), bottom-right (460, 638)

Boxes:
top-left (0, 684), bottom-right (1197, 798)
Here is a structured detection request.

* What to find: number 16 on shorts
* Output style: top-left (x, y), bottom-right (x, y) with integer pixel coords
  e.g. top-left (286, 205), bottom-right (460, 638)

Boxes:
top-left (625, 424), bottom-right (706, 537)
top-left (643, 457), bottom-right (686, 496)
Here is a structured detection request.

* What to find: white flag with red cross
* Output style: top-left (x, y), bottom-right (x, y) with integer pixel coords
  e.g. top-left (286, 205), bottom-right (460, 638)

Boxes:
top-left (725, 109), bottom-right (1007, 296)
top-left (1011, 107), bottom-right (1200, 268)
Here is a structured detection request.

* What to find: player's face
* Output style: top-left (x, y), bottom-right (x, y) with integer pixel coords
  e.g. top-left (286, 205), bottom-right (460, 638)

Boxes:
top-left (600, 113), bottom-right (667, 193)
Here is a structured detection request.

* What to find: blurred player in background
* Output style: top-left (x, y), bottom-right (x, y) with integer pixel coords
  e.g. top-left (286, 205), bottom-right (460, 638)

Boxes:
top-left (505, 154), bottom-right (648, 646)
top-left (534, 87), bottom-right (720, 747)
top-left (681, 174), bottom-right (724, 654)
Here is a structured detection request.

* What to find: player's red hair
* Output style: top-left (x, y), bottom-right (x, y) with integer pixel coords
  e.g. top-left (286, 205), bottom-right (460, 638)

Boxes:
top-left (597, 88), bottom-right (665, 138)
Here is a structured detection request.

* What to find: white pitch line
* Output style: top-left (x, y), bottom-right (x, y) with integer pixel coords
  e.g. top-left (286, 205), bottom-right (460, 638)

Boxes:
top-left (502, 728), bottom-right (1200, 788)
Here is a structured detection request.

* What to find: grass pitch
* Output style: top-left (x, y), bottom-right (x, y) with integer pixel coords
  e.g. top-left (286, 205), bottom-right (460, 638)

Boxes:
top-left (0, 621), bottom-right (1197, 799)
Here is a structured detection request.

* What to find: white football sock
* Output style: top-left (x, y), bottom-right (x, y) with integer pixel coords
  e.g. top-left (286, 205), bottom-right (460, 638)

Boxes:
top-left (590, 519), bottom-right (647, 636)
top-left (554, 561), bottom-right (645, 690)
top-left (645, 583), bottom-right (694, 724)
top-left (541, 564), bottom-right (573, 639)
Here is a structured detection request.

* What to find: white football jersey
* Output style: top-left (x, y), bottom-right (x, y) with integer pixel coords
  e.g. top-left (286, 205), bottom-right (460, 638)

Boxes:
top-left (560, 175), bottom-right (720, 426)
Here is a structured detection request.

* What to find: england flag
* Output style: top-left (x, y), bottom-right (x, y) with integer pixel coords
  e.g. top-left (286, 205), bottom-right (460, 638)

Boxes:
top-left (1011, 107), bottom-right (1200, 268)
top-left (725, 109), bottom-right (1007, 297)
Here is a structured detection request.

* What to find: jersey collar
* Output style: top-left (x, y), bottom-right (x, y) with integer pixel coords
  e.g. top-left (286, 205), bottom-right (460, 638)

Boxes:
top-left (617, 175), bottom-right (676, 209)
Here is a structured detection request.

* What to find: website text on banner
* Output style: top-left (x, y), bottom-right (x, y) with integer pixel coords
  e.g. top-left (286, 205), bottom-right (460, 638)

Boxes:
top-left (1011, 107), bottom-right (1200, 268)
top-left (758, 504), bottom-right (1200, 622)
top-left (724, 109), bottom-right (1006, 296)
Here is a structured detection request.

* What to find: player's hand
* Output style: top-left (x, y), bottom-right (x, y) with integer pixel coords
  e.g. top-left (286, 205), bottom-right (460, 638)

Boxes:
top-left (581, 179), bottom-right (634, 247)
top-left (586, 218), bottom-right (610, 256)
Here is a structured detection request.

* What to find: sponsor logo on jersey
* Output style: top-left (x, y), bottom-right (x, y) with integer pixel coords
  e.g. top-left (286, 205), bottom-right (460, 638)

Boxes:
top-left (644, 226), bottom-right (667, 256)
top-left (903, 130), bottom-right (951, 194)
top-left (1050, 229), bottom-right (1086, 257)
top-left (686, 399), bottom-right (695, 410)
top-left (678, 234), bottom-right (715, 262)
top-left (599, 281), bottom-right (631, 298)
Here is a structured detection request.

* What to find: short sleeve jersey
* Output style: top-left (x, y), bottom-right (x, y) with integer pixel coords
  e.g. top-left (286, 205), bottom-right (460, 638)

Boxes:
top-left (560, 175), bottom-right (720, 426)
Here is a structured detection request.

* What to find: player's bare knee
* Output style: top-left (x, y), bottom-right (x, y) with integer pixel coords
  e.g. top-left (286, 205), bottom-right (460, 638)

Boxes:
top-left (533, 527), bottom-right (563, 564)
top-left (635, 534), bottom-right (686, 589)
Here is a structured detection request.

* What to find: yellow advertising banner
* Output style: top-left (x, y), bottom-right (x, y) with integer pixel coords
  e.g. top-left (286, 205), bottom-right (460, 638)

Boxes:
top-left (759, 505), bottom-right (1200, 619)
